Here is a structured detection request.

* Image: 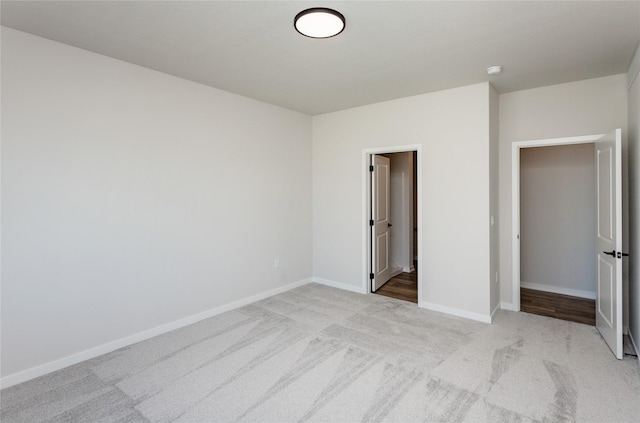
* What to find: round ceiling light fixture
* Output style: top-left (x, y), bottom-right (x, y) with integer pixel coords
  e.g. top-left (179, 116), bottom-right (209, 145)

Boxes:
top-left (294, 8), bottom-right (345, 38)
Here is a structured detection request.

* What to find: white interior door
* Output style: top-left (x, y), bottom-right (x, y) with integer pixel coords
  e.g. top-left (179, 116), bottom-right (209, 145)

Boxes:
top-left (595, 128), bottom-right (623, 359)
top-left (372, 155), bottom-right (392, 292)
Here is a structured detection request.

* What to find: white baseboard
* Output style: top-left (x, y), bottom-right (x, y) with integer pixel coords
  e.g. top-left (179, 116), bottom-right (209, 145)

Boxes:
top-left (500, 302), bottom-right (518, 311)
top-left (403, 265), bottom-right (415, 273)
top-left (0, 278), bottom-right (312, 390)
top-left (419, 301), bottom-right (492, 324)
top-left (313, 277), bottom-right (367, 294)
top-left (521, 281), bottom-right (596, 300)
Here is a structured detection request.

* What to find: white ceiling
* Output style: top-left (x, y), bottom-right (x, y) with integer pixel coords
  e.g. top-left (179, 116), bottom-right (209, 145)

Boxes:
top-left (2, 1), bottom-right (639, 115)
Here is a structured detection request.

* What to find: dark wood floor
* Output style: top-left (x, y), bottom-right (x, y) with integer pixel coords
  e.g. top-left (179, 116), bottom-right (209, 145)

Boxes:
top-left (520, 288), bottom-right (595, 326)
top-left (374, 270), bottom-right (417, 303)
top-left (373, 275), bottom-right (594, 325)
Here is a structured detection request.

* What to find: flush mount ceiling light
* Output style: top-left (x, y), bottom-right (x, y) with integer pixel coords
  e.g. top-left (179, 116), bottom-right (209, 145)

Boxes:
top-left (294, 8), bottom-right (345, 38)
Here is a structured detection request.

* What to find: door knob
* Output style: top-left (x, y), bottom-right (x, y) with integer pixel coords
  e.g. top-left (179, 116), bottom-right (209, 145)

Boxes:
top-left (388, 223), bottom-right (393, 227)
top-left (603, 250), bottom-right (616, 257)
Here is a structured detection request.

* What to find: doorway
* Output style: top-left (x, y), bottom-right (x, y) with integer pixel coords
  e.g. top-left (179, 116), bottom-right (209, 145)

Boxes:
top-left (512, 130), bottom-right (623, 358)
top-left (363, 145), bottom-right (422, 304)
top-left (518, 143), bottom-right (597, 325)
top-left (373, 152), bottom-right (418, 302)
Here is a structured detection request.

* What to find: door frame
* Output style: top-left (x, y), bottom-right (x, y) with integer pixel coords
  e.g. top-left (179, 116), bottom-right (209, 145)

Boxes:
top-left (363, 145), bottom-right (423, 297)
top-left (511, 134), bottom-right (604, 310)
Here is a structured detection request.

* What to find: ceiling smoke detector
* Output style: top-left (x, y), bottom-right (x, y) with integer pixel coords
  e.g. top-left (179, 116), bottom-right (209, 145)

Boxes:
top-left (487, 66), bottom-right (502, 75)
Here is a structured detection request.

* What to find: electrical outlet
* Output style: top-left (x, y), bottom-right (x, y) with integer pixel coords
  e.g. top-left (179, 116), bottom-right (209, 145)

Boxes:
top-left (274, 258), bottom-right (280, 269)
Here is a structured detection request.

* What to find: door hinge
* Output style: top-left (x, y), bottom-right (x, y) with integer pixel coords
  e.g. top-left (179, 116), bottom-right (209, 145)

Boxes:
top-left (369, 219), bottom-right (374, 226)
top-left (369, 273), bottom-right (374, 280)
top-left (369, 165), bottom-right (374, 172)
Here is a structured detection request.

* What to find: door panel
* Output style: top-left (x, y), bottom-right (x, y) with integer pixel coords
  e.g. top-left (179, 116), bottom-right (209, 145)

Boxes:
top-left (376, 232), bottom-right (389, 274)
top-left (595, 129), bottom-right (622, 359)
top-left (372, 155), bottom-right (392, 291)
top-left (597, 147), bottom-right (613, 242)
top-left (597, 255), bottom-right (614, 327)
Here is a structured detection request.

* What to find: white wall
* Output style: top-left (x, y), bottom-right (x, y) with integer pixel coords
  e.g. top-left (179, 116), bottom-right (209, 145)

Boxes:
top-left (499, 75), bottom-right (628, 313)
top-left (313, 83), bottom-right (493, 321)
top-left (389, 152), bottom-right (414, 272)
top-left (519, 144), bottom-right (596, 298)
top-left (1, 28), bottom-right (312, 384)
top-left (627, 43), bottom-right (640, 355)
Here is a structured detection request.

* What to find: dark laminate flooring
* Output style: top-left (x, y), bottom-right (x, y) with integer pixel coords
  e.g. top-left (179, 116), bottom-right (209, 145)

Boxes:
top-left (373, 275), bottom-right (595, 325)
top-left (375, 270), bottom-right (417, 303)
top-left (520, 288), bottom-right (595, 326)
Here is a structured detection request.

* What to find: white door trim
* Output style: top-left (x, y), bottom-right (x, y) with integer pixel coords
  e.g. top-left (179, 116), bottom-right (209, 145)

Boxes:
top-left (511, 134), bottom-right (604, 310)
top-left (363, 145), bottom-right (422, 299)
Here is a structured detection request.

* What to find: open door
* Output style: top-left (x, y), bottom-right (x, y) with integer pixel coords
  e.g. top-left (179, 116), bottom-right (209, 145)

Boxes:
top-left (595, 128), bottom-right (623, 359)
top-left (371, 155), bottom-right (392, 292)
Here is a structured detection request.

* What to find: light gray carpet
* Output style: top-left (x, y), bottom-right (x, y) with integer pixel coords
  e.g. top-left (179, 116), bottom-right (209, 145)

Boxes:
top-left (2, 283), bottom-right (639, 422)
